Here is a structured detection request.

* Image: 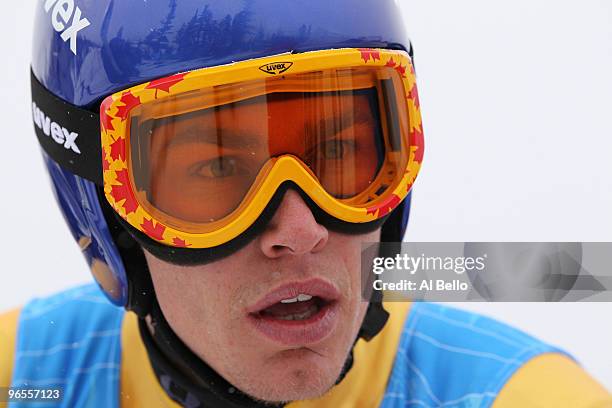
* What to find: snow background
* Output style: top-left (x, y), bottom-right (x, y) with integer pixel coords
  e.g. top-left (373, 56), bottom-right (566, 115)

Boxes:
top-left (1, 0), bottom-right (610, 390)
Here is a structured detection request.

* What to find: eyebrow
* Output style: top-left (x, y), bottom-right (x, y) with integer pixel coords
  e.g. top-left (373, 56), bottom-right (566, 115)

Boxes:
top-left (308, 111), bottom-right (371, 140)
top-left (306, 92), bottom-right (377, 137)
top-left (159, 124), bottom-right (263, 150)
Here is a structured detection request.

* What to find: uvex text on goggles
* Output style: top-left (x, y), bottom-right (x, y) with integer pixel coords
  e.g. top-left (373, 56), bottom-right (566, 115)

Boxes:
top-left (31, 48), bottom-right (424, 249)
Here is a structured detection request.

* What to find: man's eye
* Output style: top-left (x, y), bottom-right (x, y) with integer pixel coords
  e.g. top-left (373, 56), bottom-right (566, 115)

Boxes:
top-left (190, 157), bottom-right (241, 179)
top-left (320, 140), bottom-right (356, 160)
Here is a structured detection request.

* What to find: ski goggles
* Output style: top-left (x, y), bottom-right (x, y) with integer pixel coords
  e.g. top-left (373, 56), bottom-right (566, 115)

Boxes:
top-left (32, 48), bottom-right (423, 249)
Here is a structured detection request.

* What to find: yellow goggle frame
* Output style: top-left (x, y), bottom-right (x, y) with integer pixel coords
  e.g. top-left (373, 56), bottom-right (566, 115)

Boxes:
top-left (100, 48), bottom-right (424, 248)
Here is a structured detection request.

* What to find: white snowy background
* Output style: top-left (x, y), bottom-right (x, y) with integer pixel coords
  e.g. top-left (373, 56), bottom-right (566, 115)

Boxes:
top-left (0, 0), bottom-right (610, 390)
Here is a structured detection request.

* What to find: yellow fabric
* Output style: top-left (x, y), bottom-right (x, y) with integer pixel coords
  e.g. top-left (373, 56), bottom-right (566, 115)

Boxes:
top-left (0, 308), bottom-right (20, 408)
top-left (493, 353), bottom-right (612, 408)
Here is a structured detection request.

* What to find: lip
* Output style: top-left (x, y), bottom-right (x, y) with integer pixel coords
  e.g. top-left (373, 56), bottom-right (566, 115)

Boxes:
top-left (246, 278), bottom-right (341, 347)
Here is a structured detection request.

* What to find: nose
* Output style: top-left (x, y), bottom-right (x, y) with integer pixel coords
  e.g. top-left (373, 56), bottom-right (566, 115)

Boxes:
top-left (258, 189), bottom-right (329, 258)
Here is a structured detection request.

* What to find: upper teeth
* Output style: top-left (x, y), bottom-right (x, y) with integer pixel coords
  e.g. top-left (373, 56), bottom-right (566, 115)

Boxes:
top-left (280, 294), bottom-right (313, 304)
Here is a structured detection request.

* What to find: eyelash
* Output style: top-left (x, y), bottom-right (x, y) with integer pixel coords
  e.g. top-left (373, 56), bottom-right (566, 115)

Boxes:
top-left (188, 156), bottom-right (245, 179)
top-left (305, 139), bottom-right (357, 161)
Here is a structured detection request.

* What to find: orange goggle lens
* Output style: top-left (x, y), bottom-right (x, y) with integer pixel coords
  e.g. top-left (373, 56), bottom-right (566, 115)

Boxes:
top-left (102, 49), bottom-right (423, 247)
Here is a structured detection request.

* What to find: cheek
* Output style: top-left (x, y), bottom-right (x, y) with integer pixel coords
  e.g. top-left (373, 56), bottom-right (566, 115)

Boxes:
top-left (145, 253), bottom-right (242, 344)
top-left (332, 228), bottom-right (381, 280)
top-left (328, 228), bottom-right (381, 316)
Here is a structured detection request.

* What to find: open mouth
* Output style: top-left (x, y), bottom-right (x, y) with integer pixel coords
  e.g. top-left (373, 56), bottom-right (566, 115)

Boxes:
top-left (247, 279), bottom-right (341, 346)
top-left (255, 294), bottom-right (334, 322)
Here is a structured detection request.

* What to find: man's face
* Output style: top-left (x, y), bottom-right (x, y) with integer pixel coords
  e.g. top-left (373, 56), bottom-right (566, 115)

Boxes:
top-left (145, 189), bottom-right (380, 402)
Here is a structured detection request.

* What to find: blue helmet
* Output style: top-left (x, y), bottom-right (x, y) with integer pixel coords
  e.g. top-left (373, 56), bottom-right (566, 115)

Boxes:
top-left (32, 0), bottom-right (414, 308)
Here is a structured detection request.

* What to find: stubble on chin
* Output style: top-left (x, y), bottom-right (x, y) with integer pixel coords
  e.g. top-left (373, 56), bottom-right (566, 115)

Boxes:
top-left (228, 301), bottom-right (369, 403)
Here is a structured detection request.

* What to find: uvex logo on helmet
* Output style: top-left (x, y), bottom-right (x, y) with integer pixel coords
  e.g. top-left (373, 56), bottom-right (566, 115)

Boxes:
top-left (259, 62), bottom-right (294, 75)
top-left (44, 0), bottom-right (91, 55)
top-left (32, 102), bottom-right (81, 154)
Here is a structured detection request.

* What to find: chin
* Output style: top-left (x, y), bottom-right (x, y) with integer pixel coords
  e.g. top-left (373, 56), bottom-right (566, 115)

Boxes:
top-left (236, 349), bottom-right (344, 403)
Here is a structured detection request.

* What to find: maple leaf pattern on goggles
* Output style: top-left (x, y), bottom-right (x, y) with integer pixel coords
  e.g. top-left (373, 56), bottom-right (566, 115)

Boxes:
top-left (98, 48), bottom-right (424, 248)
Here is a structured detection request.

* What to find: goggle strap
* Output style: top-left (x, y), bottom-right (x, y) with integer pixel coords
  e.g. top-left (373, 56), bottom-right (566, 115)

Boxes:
top-left (30, 68), bottom-right (103, 185)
